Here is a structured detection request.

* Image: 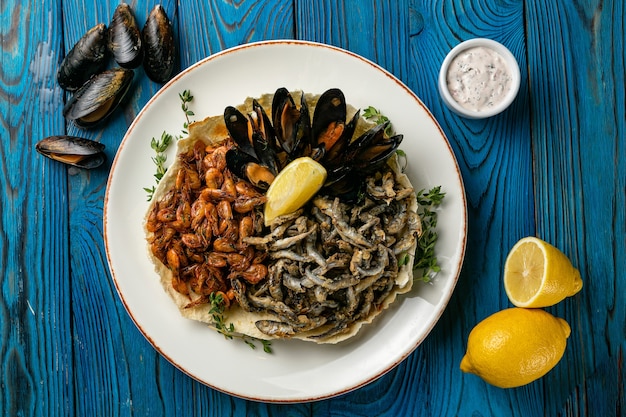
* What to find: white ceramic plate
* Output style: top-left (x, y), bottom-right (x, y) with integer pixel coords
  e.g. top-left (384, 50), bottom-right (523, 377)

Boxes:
top-left (104, 40), bottom-right (467, 403)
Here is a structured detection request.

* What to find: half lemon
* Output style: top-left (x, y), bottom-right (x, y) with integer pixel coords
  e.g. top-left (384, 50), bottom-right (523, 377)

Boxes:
top-left (264, 157), bottom-right (327, 226)
top-left (504, 236), bottom-right (583, 308)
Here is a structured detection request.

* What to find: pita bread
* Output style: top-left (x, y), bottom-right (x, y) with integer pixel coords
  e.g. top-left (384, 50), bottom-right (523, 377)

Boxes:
top-left (144, 91), bottom-right (420, 344)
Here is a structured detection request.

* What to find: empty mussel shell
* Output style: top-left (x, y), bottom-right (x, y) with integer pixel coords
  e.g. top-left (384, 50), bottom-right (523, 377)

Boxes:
top-left (142, 5), bottom-right (176, 83)
top-left (62, 68), bottom-right (134, 128)
top-left (108, 3), bottom-right (143, 68)
top-left (36, 136), bottom-right (106, 169)
top-left (57, 23), bottom-right (108, 91)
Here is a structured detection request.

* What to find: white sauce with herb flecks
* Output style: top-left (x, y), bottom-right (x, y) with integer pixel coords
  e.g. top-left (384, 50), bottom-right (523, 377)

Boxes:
top-left (446, 46), bottom-right (513, 112)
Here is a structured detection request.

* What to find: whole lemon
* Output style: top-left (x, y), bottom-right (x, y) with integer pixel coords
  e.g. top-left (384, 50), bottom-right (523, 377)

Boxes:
top-left (460, 307), bottom-right (571, 388)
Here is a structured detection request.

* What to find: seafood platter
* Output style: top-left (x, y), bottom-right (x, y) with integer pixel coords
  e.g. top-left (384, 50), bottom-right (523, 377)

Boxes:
top-left (104, 40), bottom-right (467, 402)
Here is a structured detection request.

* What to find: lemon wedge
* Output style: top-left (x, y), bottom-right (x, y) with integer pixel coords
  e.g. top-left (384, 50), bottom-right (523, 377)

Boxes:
top-left (460, 307), bottom-right (571, 388)
top-left (503, 236), bottom-right (582, 308)
top-left (264, 157), bottom-right (327, 226)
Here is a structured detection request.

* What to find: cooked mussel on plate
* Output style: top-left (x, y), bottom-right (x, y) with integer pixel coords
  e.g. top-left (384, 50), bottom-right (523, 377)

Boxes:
top-left (224, 88), bottom-right (403, 200)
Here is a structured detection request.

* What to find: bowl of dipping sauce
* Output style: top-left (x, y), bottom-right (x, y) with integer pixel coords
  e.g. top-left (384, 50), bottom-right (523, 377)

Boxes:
top-left (438, 38), bottom-right (520, 119)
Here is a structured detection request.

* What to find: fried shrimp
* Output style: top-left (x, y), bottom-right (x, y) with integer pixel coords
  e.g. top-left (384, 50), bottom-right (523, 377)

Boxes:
top-left (146, 138), bottom-right (267, 305)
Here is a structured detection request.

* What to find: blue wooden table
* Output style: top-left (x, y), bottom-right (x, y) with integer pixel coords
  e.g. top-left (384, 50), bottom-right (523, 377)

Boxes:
top-left (2, 0), bottom-right (624, 415)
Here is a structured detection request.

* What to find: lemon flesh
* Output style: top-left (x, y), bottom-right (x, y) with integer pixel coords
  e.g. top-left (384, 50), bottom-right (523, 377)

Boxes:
top-left (504, 236), bottom-right (582, 308)
top-left (264, 157), bottom-right (327, 226)
top-left (460, 307), bottom-right (570, 388)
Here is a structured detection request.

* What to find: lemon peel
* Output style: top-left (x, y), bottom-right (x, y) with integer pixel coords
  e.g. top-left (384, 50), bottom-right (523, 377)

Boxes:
top-left (460, 307), bottom-right (570, 388)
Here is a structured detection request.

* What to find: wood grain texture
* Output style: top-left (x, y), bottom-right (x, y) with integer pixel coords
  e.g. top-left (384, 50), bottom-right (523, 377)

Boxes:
top-left (526, 0), bottom-right (625, 416)
top-left (62, 2), bottom-right (155, 415)
top-left (1, 0), bottom-right (623, 415)
top-left (0, 1), bottom-right (73, 416)
top-left (297, 0), bottom-right (411, 82)
top-left (178, 0), bottom-right (294, 65)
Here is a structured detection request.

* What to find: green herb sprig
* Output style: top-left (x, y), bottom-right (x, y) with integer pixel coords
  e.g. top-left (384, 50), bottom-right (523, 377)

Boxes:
top-left (413, 186), bottom-right (445, 282)
top-left (363, 105), bottom-right (394, 136)
top-left (144, 90), bottom-right (195, 201)
top-left (143, 131), bottom-right (174, 201)
top-left (209, 292), bottom-right (272, 353)
top-left (179, 90), bottom-right (194, 135)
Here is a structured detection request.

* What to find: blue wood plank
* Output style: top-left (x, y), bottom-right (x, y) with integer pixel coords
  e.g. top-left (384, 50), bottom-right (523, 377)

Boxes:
top-left (297, 0), bottom-right (412, 81)
top-left (0, 1), bottom-right (74, 416)
top-left (526, 0), bottom-right (626, 415)
top-left (177, 0), bottom-right (294, 66)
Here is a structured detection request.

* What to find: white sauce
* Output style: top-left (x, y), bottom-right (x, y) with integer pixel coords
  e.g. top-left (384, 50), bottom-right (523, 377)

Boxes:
top-left (446, 46), bottom-right (513, 112)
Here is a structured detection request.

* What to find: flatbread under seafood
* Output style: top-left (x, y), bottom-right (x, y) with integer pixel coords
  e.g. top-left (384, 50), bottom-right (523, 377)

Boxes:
top-left (145, 91), bottom-right (421, 344)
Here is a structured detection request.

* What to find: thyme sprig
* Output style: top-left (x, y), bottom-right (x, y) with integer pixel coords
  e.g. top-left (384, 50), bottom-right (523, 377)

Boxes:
top-left (209, 292), bottom-right (273, 353)
top-left (144, 90), bottom-right (195, 201)
top-left (143, 131), bottom-right (174, 201)
top-left (179, 90), bottom-right (194, 135)
top-left (413, 186), bottom-right (446, 282)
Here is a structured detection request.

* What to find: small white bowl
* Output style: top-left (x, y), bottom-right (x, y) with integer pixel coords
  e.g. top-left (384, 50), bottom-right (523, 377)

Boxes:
top-left (438, 38), bottom-right (520, 119)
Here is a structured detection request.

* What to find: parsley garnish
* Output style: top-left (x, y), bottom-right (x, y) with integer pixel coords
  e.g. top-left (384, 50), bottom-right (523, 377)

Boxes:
top-left (363, 105), bottom-right (394, 136)
top-left (413, 186), bottom-right (445, 282)
top-left (209, 292), bottom-right (273, 353)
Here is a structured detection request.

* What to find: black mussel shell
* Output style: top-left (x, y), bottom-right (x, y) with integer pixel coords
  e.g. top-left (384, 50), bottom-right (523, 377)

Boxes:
top-left (311, 88), bottom-right (347, 150)
top-left (224, 104), bottom-right (280, 187)
top-left (225, 149), bottom-right (275, 190)
top-left (323, 109), bottom-right (360, 170)
top-left (108, 3), bottom-right (143, 68)
top-left (271, 88), bottom-right (299, 155)
top-left (142, 5), bottom-right (176, 83)
top-left (224, 106), bottom-right (257, 158)
top-left (250, 100), bottom-right (279, 174)
top-left (347, 122), bottom-right (403, 173)
top-left (57, 23), bottom-right (108, 91)
top-left (271, 88), bottom-right (311, 158)
top-left (62, 68), bottom-right (134, 128)
top-left (321, 170), bottom-right (365, 202)
top-left (36, 136), bottom-right (106, 169)
top-left (225, 148), bottom-right (254, 179)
